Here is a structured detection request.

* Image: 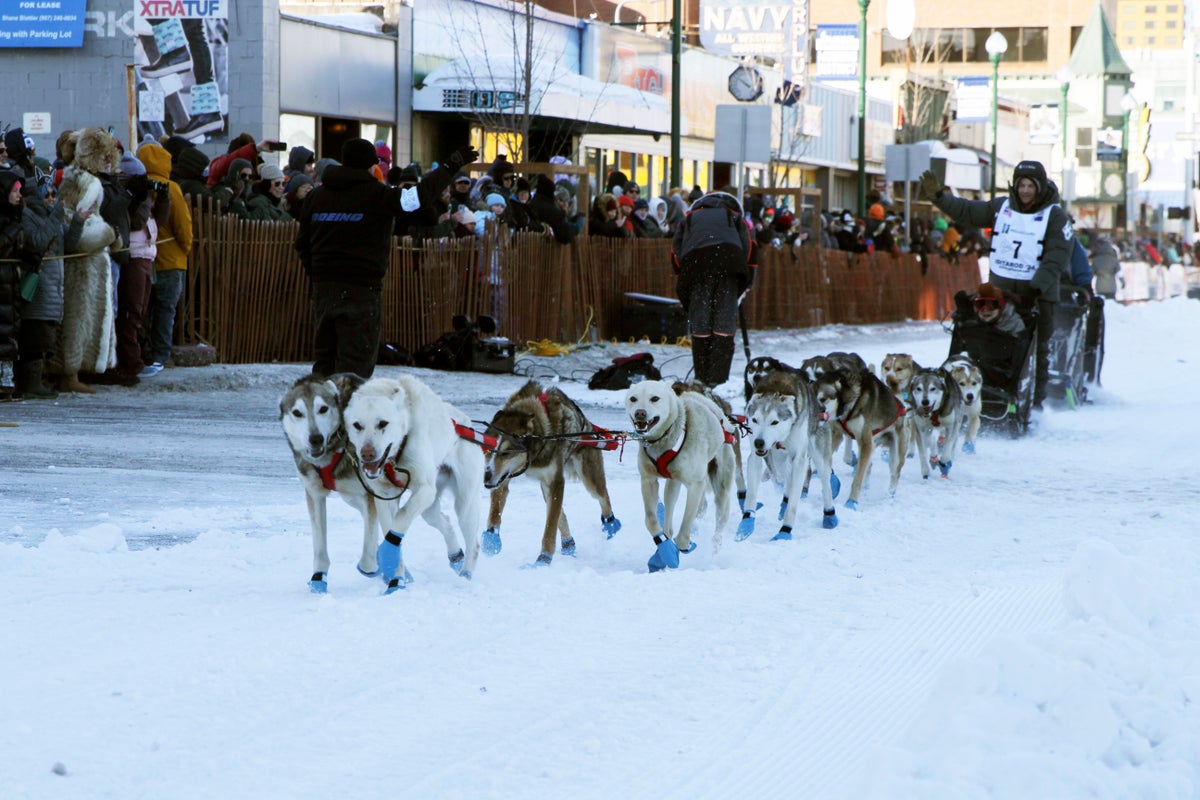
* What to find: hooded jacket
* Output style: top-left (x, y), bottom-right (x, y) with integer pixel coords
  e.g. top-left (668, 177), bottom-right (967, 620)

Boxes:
top-left (138, 143), bottom-right (193, 272)
top-left (671, 192), bottom-right (756, 285)
top-left (295, 164), bottom-right (403, 287)
top-left (931, 159), bottom-right (1072, 302)
top-left (527, 174), bottom-right (574, 244)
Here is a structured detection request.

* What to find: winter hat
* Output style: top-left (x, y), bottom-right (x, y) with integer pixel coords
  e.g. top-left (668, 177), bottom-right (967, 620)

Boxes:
top-left (174, 145), bottom-right (210, 179)
top-left (396, 165), bottom-right (421, 183)
top-left (287, 173), bottom-right (314, 195)
top-left (633, 198), bottom-right (649, 211)
top-left (314, 158), bottom-right (339, 183)
top-left (119, 151), bottom-right (147, 176)
top-left (341, 138), bottom-right (378, 170)
top-left (485, 192), bottom-right (506, 208)
top-left (287, 145), bottom-right (315, 173)
top-left (1011, 160), bottom-right (1048, 196)
top-left (489, 154), bottom-right (515, 180)
top-left (227, 158), bottom-right (253, 181)
top-left (840, 210), bottom-right (854, 225)
top-left (605, 170), bottom-right (629, 193)
top-left (258, 163), bottom-right (285, 182)
top-left (618, 194), bottom-right (635, 209)
top-left (553, 185), bottom-right (572, 205)
top-left (687, 186), bottom-right (704, 203)
top-left (515, 176), bottom-right (532, 194)
top-left (374, 141), bottom-right (392, 166)
top-left (868, 202), bottom-right (885, 221)
top-left (975, 282), bottom-right (1006, 308)
top-left (4, 128), bottom-right (27, 160)
top-left (625, 181), bottom-right (641, 195)
top-left (163, 135), bottom-right (194, 162)
top-left (933, 217), bottom-right (949, 231)
top-left (453, 171), bottom-right (471, 185)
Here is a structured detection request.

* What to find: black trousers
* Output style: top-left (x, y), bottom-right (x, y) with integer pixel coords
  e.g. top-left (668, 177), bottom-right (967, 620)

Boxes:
top-left (311, 281), bottom-right (383, 380)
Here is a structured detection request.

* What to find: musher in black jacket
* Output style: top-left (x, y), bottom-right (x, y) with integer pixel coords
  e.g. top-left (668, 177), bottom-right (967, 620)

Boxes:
top-left (295, 138), bottom-right (478, 378)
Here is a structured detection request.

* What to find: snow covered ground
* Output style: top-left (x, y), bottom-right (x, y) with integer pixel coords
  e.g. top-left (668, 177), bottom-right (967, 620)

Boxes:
top-left (3, 297), bottom-right (1199, 800)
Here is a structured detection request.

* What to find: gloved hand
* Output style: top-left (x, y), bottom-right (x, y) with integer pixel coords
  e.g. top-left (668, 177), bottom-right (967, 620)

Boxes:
top-left (917, 170), bottom-right (943, 202)
top-left (446, 145), bottom-right (480, 169)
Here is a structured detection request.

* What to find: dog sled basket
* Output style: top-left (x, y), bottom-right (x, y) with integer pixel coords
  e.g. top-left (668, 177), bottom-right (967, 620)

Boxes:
top-left (948, 314), bottom-right (1038, 438)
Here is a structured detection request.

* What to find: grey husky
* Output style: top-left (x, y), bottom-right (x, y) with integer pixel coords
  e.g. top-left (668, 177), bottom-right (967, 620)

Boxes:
top-left (909, 367), bottom-right (964, 478)
top-left (740, 371), bottom-right (838, 537)
top-left (279, 373), bottom-right (380, 593)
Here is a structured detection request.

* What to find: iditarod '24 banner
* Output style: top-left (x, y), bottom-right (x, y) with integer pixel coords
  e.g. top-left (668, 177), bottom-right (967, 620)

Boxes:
top-left (134, 0), bottom-right (229, 144)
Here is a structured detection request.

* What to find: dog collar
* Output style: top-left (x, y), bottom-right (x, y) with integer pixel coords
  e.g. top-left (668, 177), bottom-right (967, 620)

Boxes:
top-left (317, 449), bottom-right (344, 492)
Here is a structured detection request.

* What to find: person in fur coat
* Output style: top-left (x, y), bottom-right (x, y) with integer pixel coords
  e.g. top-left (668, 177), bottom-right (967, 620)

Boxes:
top-left (50, 127), bottom-right (119, 394)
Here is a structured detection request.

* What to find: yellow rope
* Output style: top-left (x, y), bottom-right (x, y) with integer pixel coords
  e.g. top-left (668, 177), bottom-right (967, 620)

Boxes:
top-left (521, 306), bottom-right (597, 357)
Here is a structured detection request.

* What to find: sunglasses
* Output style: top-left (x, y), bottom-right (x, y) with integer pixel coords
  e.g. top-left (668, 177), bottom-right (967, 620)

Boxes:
top-left (239, 172), bottom-right (253, 179)
top-left (973, 297), bottom-right (1001, 311)
top-left (270, 180), bottom-right (286, 187)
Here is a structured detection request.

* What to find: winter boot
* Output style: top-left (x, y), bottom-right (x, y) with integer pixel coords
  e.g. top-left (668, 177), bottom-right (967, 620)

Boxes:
top-left (691, 336), bottom-right (713, 385)
top-left (18, 360), bottom-right (58, 400)
top-left (58, 373), bottom-right (95, 394)
top-left (707, 335), bottom-right (736, 387)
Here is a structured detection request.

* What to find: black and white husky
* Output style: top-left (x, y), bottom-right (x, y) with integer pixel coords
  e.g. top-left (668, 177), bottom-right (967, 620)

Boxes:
top-left (909, 367), bottom-right (964, 479)
top-left (279, 373), bottom-right (380, 594)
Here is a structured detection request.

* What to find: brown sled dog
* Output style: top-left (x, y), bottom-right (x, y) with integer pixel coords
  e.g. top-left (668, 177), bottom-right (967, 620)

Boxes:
top-left (482, 381), bottom-right (622, 565)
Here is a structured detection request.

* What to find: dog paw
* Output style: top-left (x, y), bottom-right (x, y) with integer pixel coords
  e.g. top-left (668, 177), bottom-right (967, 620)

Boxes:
top-left (771, 526), bottom-right (793, 541)
top-left (678, 541), bottom-right (697, 554)
top-left (356, 564), bottom-right (380, 578)
top-left (938, 459), bottom-right (952, 478)
top-left (529, 552), bottom-right (553, 568)
top-left (822, 509), bottom-right (839, 529)
top-left (561, 538), bottom-right (577, 557)
top-left (735, 511), bottom-right (756, 542)
top-left (481, 526), bottom-right (502, 556)
top-left (648, 538), bottom-right (680, 572)
top-left (376, 532), bottom-right (403, 582)
top-left (845, 499), bottom-right (859, 511)
top-left (601, 514), bottom-right (621, 539)
top-left (962, 441), bottom-right (975, 454)
top-left (459, 569), bottom-right (472, 581)
top-left (382, 568), bottom-right (414, 594)
top-left (308, 572), bottom-right (328, 594)
top-left (448, 548), bottom-right (465, 574)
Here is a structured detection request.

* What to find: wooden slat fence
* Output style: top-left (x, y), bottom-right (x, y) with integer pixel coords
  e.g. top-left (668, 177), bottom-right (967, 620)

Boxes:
top-left (181, 206), bottom-right (980, 363)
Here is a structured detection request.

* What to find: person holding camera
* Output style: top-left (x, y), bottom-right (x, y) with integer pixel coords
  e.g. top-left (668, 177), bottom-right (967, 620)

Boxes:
top-left (295, 138), bottom-right (479, 379)
top-left (137, 141), bottom-right (193, 378)
top-left (99, 152), bottom-right (170, 384)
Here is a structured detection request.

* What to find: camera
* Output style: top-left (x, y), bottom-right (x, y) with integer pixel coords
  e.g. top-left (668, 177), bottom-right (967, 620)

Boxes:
top-left (267, 141), bottom-right (288, 151)
top-left (150, 179), bottom-right (169, 192)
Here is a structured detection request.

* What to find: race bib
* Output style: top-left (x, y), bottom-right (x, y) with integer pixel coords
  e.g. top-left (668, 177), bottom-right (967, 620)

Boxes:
top-left (400, 186), bottom-right (420, 212)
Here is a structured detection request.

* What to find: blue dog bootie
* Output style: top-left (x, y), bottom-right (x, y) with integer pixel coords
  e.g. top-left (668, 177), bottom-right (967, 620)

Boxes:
top-left (481, 525), bottom-right (502, 556)
top-left (377, 531), bottom-right (404, 582)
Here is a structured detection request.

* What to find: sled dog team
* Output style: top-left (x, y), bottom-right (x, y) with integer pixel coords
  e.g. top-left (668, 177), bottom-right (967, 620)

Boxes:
top-left (279, 351), bottom-right (986, 592)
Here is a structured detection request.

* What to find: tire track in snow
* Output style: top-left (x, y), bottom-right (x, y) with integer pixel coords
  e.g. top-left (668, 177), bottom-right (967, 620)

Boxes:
top-left (664, 581), bottom-right (1067, 800)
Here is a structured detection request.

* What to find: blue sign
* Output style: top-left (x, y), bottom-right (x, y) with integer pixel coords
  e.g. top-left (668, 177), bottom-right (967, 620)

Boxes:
top-left (814, 24), bottom-right (859, 80)
top-left (0, 0), bottom-right (87, 48)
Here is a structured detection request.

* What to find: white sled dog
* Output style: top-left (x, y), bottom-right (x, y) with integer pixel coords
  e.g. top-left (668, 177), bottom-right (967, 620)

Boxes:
top-left (909, 367), bottom-right (964, 478)
top-left (941, 353), bottom-right (983, 454)
top-left (280, 373), bottom-right (383, 593)
top-left (482, 380), bottom-right (622, 566)
top-left (343, 375), bottom-right (484, 593)
top-left (740, 371), bottom-right (838, 537)
top-left (625, 379), bottom-right (735, 572)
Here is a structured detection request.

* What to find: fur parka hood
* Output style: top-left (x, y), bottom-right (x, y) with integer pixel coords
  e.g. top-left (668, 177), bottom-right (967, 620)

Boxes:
top-left (70, 128), bottom-right (120, 176)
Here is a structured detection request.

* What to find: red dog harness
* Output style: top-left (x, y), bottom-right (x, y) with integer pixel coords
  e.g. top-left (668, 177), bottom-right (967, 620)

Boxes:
top-left (317, 450), bottom-right (344, 491)
top-left (840, 396), bottom-right (907, 437)
top-left (646, 410), bottom-right (735, 479)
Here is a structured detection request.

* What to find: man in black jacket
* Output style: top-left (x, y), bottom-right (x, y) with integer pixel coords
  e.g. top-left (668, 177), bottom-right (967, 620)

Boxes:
top-left (296, 138), bottom-right (478, 378)
top-left (527, 174), bottom-right (575, 244)
top-left (671, 191), bottom-right (756, 386)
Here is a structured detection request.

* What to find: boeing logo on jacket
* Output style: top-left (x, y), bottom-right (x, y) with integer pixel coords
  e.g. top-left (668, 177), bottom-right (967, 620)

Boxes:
top-left (311, 212), bottom-right (365, 222)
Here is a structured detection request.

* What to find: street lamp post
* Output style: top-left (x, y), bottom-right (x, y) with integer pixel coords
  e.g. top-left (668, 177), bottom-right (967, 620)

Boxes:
top-left (1121, 91), bottom-right (1139, 233)
top-left (856, 0), bottom-right (870, 218)
top-left (985, 31), bottom-right (1008, 200)
top-left (1057, 65), bottom-right (1073, 210)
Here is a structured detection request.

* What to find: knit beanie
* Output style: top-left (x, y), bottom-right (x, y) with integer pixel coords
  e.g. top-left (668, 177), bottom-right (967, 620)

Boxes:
top-left (227, 158), bottom-right (253, 181)
top-left (375, 141), bottom-right (392, 166)
top-left (119, 152), bottom-right (147, 176)
top-left (4, 128), bottom-right (27, 161)
top-left (258, 163), bottom-right (285, 182)
top-left (485, 192), bottom-right (506, 208)
top-left (287, 173), bottom-right (314, 195)
top-left (341, 138), bottom-right (378, 170)
top-left (175, 146), bottom-right (210, 177)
